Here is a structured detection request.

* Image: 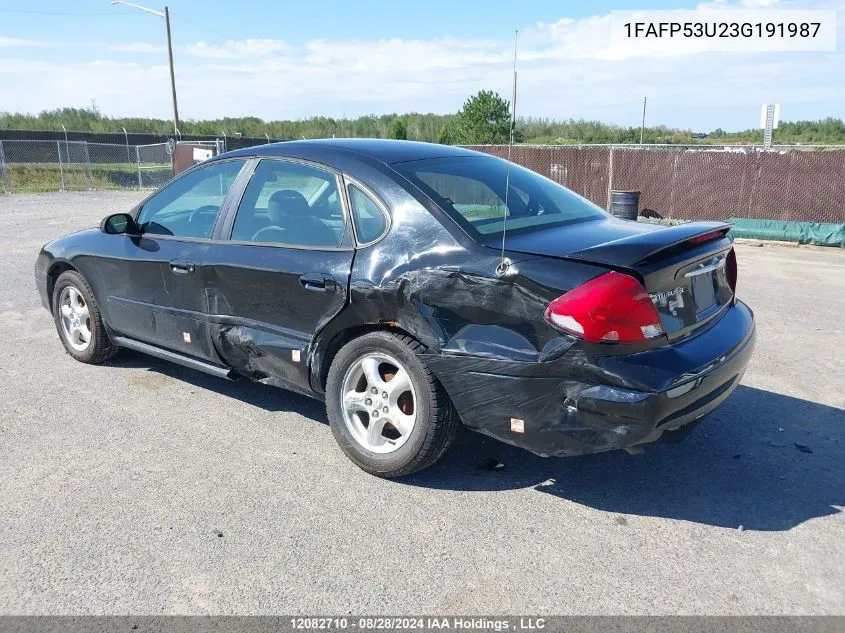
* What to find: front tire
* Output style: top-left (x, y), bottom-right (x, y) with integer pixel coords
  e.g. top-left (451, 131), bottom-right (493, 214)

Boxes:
top-left (52, 270), bottom-right (117, 364)
top-left (326, 331), bottom-right (458, 478)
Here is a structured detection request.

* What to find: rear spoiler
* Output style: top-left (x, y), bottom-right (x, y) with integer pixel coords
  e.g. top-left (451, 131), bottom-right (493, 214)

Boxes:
top-left (566, 221), bottom-right (732, 268)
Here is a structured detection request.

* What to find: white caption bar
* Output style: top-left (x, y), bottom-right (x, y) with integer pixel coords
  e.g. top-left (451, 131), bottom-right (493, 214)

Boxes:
top-left (610, 9), bottom-right (837, 54)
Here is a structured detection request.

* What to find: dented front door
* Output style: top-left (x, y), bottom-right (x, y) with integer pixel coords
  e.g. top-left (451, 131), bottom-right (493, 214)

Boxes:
top-left (103, 235), bottom-right (216, 360)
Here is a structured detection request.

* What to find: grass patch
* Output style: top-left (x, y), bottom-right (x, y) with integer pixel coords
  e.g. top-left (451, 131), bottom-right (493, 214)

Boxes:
top-left (4, 163), bottom-right (171, 192)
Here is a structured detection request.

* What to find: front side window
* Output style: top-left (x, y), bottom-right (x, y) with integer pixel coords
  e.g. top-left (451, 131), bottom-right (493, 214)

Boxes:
top-left (348, 184), bottom-right (387, 243)
top-left (136, 159), bottom-right (246, 239)
top-left (394, 156), bottom-right (607, 240)
top-left (230, 159), bottom-right (345, 248)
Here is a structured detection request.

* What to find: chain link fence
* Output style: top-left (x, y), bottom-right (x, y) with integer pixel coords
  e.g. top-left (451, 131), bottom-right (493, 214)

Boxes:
top-left (466, 144), bottom-right (845, 224)
top-left (0, 138), bottom-right (224, 194)
top-left (2, 139), bottom-right (843, 224)
top-left (134, 142), bottom-right (173, 189)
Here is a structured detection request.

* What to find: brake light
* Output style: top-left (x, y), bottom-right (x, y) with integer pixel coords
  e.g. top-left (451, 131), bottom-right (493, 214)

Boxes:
top-left (726, 247), bottom-right (737, 293)
top-left (687, 230), bottom-right (724, 246)
top-left (544, 272), bottom-right (665, 344)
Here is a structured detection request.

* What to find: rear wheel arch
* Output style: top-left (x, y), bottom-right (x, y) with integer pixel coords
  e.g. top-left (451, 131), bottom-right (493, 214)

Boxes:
top-left (324, 328), bottom-right (459, 477)
top-left (313, 322), bottom-right (427, 393)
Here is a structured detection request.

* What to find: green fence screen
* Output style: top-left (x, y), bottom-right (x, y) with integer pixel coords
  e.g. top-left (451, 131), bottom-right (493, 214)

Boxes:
top-left (728, 218), bottom-right (845, 247)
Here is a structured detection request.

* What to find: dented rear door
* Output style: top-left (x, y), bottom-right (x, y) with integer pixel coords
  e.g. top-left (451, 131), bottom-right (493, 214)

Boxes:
top-left (203, 244), bottom-right (353, 391)
top-left (203, 158), bottom-right (355, 392)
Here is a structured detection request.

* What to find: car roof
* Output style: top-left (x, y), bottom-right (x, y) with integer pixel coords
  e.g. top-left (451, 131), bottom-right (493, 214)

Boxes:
top-left (218, 138), bottom-right (488, 166)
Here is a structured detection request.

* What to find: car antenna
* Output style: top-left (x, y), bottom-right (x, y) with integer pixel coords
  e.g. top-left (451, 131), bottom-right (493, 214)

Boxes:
top-left (496, 29), bottom-right (518, 277)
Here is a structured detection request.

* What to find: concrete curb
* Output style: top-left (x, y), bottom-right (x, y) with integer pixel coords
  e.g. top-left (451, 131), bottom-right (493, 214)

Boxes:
top-left (733, 238), bottom-right (801, 248)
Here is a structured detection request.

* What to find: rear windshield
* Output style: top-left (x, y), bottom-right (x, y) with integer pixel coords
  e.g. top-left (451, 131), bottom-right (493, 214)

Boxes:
top-left (394, 156), bottom-right (607, 241)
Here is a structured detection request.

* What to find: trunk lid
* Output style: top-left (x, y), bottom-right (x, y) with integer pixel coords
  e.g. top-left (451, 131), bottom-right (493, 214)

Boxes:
top-left (488, 217), bottom-right (736, 342)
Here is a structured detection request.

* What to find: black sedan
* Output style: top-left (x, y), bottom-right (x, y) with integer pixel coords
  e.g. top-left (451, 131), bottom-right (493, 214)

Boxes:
top-left (35, 139), bottom-right (755, 477)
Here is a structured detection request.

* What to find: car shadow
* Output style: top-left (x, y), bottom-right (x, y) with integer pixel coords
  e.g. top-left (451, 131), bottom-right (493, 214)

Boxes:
top-left (108, 352), bottom-right (842, 531)
top-left (107, 350), bottom-right (329, 423)
top-left (406, 385), bottom-right (844, 531)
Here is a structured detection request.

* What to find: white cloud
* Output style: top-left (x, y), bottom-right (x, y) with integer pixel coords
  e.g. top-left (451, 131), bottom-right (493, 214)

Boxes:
top-left (739, 0), bottom-right (781, 7)
top-left (0, 36), bottom-right (65, 48)
top-left (184, 39), bottom-right (290, 59)
top-left (110, 42), bottom-right (165, 53)
top-left (0, 0), bottom-right (842, 130)
top-left (696, 0), bottom-right (781, 8)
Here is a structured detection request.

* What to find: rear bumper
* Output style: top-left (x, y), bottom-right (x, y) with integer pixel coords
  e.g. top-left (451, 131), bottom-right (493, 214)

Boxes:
top-left (426, 300), bottom-right (755, 457)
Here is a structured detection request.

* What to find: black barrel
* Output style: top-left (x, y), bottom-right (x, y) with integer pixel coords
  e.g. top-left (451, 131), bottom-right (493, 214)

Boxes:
top-left (609, 190), bottom-right (640, 221)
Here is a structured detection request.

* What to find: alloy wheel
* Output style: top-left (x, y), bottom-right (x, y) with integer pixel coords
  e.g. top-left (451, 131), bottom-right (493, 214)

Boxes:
top-left (340, 351), bottom-right (417, 454)
top-left (59, 286), bottom-right (92, 352)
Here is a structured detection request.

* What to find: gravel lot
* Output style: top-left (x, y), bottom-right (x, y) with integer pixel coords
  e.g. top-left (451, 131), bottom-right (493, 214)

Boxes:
top-left (0, 191), bottom-right (843, 615)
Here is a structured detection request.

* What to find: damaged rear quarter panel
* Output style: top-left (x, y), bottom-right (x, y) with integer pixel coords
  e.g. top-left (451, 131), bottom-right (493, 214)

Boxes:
top-left (304, 160), bottom-right (646, 457)
top-left (307, 156), bottom-right (605, 395)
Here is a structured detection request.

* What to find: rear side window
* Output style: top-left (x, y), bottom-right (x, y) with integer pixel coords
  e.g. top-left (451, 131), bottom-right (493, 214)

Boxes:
top-left (136, 159), bottom-right (246, 239)
top-left (230, 159), bottom-right (345, 248)
top-left (348, 184), bottom-right (387, 243)
top-left (395, 156), bottom-right (606, 240)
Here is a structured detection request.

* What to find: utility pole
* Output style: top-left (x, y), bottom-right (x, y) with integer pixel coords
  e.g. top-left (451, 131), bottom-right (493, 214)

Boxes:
top-left (122, 126), bottom-right (131, 162)
top-left (111, 1), bottom-right (179, 135)
top-left (164, 7), bottom-right (179, 135)
top-left (640, 96), bottom-right (647, 144)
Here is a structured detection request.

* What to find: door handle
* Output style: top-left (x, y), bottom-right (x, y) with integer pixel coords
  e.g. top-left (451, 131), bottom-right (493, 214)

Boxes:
top-left (169, 260), bottom-right (195, 275)
top-left (299, 273), bottom-right (336, 292)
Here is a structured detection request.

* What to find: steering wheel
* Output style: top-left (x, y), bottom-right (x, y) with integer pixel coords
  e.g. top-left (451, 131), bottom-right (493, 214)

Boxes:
top-left (251, 226), bottom-right (286, 243)
top-left (188, 205), bottom-right (220, 224)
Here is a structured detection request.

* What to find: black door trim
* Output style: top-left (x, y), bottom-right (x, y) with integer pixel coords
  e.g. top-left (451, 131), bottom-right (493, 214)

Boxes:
top-left (111, 335), bottom-right (235, 380)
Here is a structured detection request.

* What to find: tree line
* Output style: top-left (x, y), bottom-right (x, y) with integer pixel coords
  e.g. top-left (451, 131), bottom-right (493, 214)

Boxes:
top-left (2, 93), bottom-right (843, 145)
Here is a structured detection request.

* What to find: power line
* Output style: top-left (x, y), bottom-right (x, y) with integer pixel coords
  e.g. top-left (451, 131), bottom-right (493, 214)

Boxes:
top-left (168, 11), bottom-right (238, 41)
top-left (0, 9), bottom-right (133, 15)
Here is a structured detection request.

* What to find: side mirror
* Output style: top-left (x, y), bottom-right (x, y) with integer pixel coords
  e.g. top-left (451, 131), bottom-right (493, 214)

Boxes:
top-left (100, 213), bottom-right (135, 235)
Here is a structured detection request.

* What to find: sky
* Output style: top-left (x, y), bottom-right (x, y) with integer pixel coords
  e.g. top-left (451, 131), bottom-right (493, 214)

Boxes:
top-left (0, 0), bottom-right (842, 131)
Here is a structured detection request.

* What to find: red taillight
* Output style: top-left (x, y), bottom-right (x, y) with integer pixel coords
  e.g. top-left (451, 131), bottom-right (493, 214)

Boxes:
top-left (544, 272), bottom-right (665, 344)
top-left (726, 247), bottom-right (737, 293)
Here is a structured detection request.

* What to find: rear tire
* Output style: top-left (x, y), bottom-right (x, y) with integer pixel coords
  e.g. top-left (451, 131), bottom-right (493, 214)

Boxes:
top-left (52, 270), bottom-right (118, 364)
top-left (326, 331), bottom-right (458, 478)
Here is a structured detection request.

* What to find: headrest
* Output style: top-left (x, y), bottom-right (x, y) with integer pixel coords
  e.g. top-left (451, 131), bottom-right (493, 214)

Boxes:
top-left (268, 189), bottom-right (310, 217)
